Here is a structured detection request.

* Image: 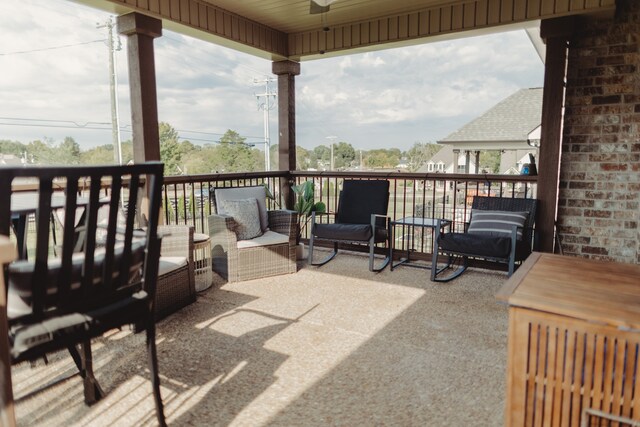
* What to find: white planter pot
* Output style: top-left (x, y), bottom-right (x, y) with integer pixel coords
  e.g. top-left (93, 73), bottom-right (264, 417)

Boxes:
top-left (296, 242), bottom-right (307, 260)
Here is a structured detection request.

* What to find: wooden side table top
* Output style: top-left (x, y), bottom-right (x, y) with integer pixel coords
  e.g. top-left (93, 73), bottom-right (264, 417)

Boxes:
top-left (496, 252), bottom-right (640, 330)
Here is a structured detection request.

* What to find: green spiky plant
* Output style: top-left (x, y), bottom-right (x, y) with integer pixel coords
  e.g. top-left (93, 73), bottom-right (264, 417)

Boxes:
top-left (292, 181), bottom-right (326, 243)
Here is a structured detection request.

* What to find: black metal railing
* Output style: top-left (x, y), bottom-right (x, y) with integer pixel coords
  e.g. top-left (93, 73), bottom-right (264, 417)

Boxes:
top-left (163, 171), bottom-right (537, 260)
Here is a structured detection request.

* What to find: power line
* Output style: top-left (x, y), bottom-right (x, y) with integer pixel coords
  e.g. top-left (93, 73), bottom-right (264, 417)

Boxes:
top-left (0, 39), bottom-right (105, 56)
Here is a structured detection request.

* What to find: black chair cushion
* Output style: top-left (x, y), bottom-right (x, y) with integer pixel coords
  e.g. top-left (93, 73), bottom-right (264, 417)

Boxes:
top-left (438, 233), bottom-right (512, 259)
top-left (313, 223), bottom-right (373, 242)
top-left (7, 239), bottom-right (146, 319)
top-left (9, 290), bottom-right (149, 362)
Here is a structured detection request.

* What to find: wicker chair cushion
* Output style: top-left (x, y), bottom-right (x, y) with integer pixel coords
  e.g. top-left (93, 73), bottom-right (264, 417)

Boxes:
top-left (158, 256), bottom-right (188, 276)
top-left (467, 210), bottom-right (528, 240)
top-left (236, 230), bottom-right (289, 248)
top-left (215, 186), bottom-right (269, 232)
top-left (220, 198), bottom-right (263, 240)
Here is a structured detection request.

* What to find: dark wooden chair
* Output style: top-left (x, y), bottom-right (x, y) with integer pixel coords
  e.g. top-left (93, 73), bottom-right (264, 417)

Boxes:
top-left (0, 163), bottom-right (166, 426)
top-left (308, 180), bottom-right (391, 272)
top-left (430, 196), bottom-right (537, 282)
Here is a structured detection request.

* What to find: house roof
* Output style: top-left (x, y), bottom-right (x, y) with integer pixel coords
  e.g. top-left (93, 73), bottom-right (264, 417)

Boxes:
top-left (439, 87), bottom-right (543, 149)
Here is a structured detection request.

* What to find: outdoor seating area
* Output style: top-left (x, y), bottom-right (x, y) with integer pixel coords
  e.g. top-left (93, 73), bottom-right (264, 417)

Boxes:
top-left (10, 251), bottom-right (510, 426)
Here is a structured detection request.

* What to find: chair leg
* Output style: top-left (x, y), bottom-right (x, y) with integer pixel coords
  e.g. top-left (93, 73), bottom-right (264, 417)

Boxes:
top-left (369, 237), bottom-right (390, 272)
top-left (0, 307), bottom-right (16, 427)
top-left (79, 341), bottom-right (105, 405)
top-left (431, 254), bottom-right (468, 282)
top-left (146, 322), bottom-right (166, 427)
top-left (308, 239), bottom-right (339, 267)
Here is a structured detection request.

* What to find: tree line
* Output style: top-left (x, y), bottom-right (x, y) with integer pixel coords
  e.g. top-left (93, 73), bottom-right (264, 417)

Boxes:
top-left (0, 122), bottom-right (466, 175)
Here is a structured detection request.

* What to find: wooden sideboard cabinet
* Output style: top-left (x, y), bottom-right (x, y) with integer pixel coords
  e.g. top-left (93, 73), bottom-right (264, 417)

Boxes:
top-left (496, 252), bottom-right (640, 427)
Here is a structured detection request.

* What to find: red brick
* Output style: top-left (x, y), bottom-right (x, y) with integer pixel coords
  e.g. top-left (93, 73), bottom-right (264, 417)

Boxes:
top-left (584, 209), bottom-right (612, 218)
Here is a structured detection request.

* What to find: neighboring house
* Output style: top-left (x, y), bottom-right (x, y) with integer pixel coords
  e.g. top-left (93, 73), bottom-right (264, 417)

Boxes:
top-left (417, 145), bottom-right (476, 174)
top-left (436, 87), bottom-right (542, 174)
top-left (0, 153), bottom-right (32, 166)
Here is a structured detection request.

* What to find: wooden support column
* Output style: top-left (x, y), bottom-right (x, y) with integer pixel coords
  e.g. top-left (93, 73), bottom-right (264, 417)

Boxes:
top-left (464, 151), bottom-right (471, 174)
top-left (453, 150), bottom-right (460, 173)
top-left (272, 60), bottom-right (300, 210)
top-left (474, 150), bottom-right (481, 174)
top-left (118, 13), bottom-right (162, 163)
top-left (537, 17), bottom-right (573, 253)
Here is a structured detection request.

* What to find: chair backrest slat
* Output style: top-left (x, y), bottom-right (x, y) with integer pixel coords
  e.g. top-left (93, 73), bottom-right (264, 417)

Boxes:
top-left (0, 163), bottom-right (164, 321)
top-left (117, 174), bottom-right (139, 289)
top-left (57, 177), bottom-right (79, 305)
top-left (102, 175), bottom-right (122, 290)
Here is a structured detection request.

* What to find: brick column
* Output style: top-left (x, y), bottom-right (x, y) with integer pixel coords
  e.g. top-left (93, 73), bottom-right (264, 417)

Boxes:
top-left (558, 0), bottom-right (640, 263)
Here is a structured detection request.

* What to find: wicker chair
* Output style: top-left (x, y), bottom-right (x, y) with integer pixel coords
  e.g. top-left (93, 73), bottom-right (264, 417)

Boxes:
top-left (156, 225), bottom-right (196, 320)
top-left (209, 186), bottom-right (297, 283)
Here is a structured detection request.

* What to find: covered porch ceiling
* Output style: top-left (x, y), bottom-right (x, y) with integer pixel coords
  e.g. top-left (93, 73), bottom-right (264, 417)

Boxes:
top-left (77, 0), bottom-right (615, 61)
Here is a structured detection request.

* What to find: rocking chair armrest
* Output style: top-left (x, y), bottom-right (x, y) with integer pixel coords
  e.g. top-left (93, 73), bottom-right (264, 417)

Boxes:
top-left (370, 213), bottom-right (389, 230)
top-left (310, 211), bottom-right (332, 225)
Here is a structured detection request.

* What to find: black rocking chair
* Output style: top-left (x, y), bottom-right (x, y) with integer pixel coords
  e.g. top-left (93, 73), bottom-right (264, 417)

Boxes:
top-left (308, 180), bottom-right (391, 272)
top-left (0, 163), bottom-right (166, 426)
top-left (431, 196), bottom-right (537, 282)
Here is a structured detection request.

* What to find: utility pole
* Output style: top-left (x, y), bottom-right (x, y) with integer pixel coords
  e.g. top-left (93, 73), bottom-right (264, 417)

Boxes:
top-left (254, 77), bottom-right (276, 171)
top-left (326, 136), bottom-right (337, 170)
top-left (97, 17), bottom-right (123, 165)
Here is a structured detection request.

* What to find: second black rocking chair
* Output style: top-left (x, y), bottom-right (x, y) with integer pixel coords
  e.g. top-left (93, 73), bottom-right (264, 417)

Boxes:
top-left (308, 180), bottom-right (391, 272)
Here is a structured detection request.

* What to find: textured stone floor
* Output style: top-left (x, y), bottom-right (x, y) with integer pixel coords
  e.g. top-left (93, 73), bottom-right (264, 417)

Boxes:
top-left (13, 251), bottom-right (509, 426)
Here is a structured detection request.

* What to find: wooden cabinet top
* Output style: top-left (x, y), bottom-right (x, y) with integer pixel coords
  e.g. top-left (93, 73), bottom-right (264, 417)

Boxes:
top-left (496, 252), bottom-right (640, 330)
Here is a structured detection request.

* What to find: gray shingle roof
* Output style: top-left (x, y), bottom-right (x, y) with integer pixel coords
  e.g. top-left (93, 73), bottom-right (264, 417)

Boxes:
top-left (440, 88), bottom-right (543, 143)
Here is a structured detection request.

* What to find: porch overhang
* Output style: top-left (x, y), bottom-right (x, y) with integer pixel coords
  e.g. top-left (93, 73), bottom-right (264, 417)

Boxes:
top-left (75, 0), bottom-right (615, 61)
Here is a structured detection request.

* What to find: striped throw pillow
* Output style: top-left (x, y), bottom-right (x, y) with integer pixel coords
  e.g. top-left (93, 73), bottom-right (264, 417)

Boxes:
top-left (467, 210), bottom-right (528, 240)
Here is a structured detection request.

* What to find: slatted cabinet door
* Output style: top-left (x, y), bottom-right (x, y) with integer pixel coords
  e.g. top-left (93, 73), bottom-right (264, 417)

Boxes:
top-left (506, 307), bottom-right (640, 427)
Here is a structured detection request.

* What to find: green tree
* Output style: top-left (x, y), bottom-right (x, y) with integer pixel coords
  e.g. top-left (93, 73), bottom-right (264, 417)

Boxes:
top-left (56, 137), bottom-right (81, 164)
top-left (0, 140), bottom-right (27, 157)
top-left (406, 142), bottom-right (442, 172)
top-left (333, 141), bottom-right (356, 169)
top-left (479, 151), bottom-right (501, 173)
top-left (159, 122), bottom-right (183, 175)
top-left (219, 129), bottom-right (246, 145)
top-left (313, 146), bottom-right (330, 166)
top-left (80, 144), bottom-right (115, 165)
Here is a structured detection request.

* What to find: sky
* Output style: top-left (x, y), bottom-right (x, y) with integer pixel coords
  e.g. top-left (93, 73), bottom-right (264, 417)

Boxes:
top-left (0, 0), bottom-right (545, 153)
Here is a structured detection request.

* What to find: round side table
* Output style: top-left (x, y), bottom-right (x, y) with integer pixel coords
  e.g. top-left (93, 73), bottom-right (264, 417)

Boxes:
top-left (193, 233), bottom-right (212, 291)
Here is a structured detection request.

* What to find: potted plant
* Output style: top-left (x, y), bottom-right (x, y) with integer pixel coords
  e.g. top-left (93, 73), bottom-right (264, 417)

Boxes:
top-left (292, 181), bottom-right (326, 258)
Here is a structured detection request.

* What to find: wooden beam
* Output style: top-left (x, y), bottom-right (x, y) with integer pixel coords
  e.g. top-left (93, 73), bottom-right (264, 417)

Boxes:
top-left (272, 60), bottom-right (300, 209)
top-left (537, 34), bottom-right (568, 252)
top-left (118, 13), bottom-right (162, 163)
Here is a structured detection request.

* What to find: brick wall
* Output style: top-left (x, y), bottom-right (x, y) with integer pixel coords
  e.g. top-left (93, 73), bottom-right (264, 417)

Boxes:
top-left (558, 0), bottom-right (640, 264)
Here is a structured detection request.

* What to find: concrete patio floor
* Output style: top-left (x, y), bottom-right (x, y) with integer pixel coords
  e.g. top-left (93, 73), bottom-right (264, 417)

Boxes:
top-left (13, 251), bottom-right (510, 426)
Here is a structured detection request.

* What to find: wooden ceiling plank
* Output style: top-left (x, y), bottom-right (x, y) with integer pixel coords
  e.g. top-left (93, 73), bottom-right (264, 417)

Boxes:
top-left (463, 3), bottom-right (476, 29)
top-left (476, 0), bottom-right (488, 26)
top-left (452, 3), bottom-right (464, 31)
top-left (149, 0), bottom-right (160, 13)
